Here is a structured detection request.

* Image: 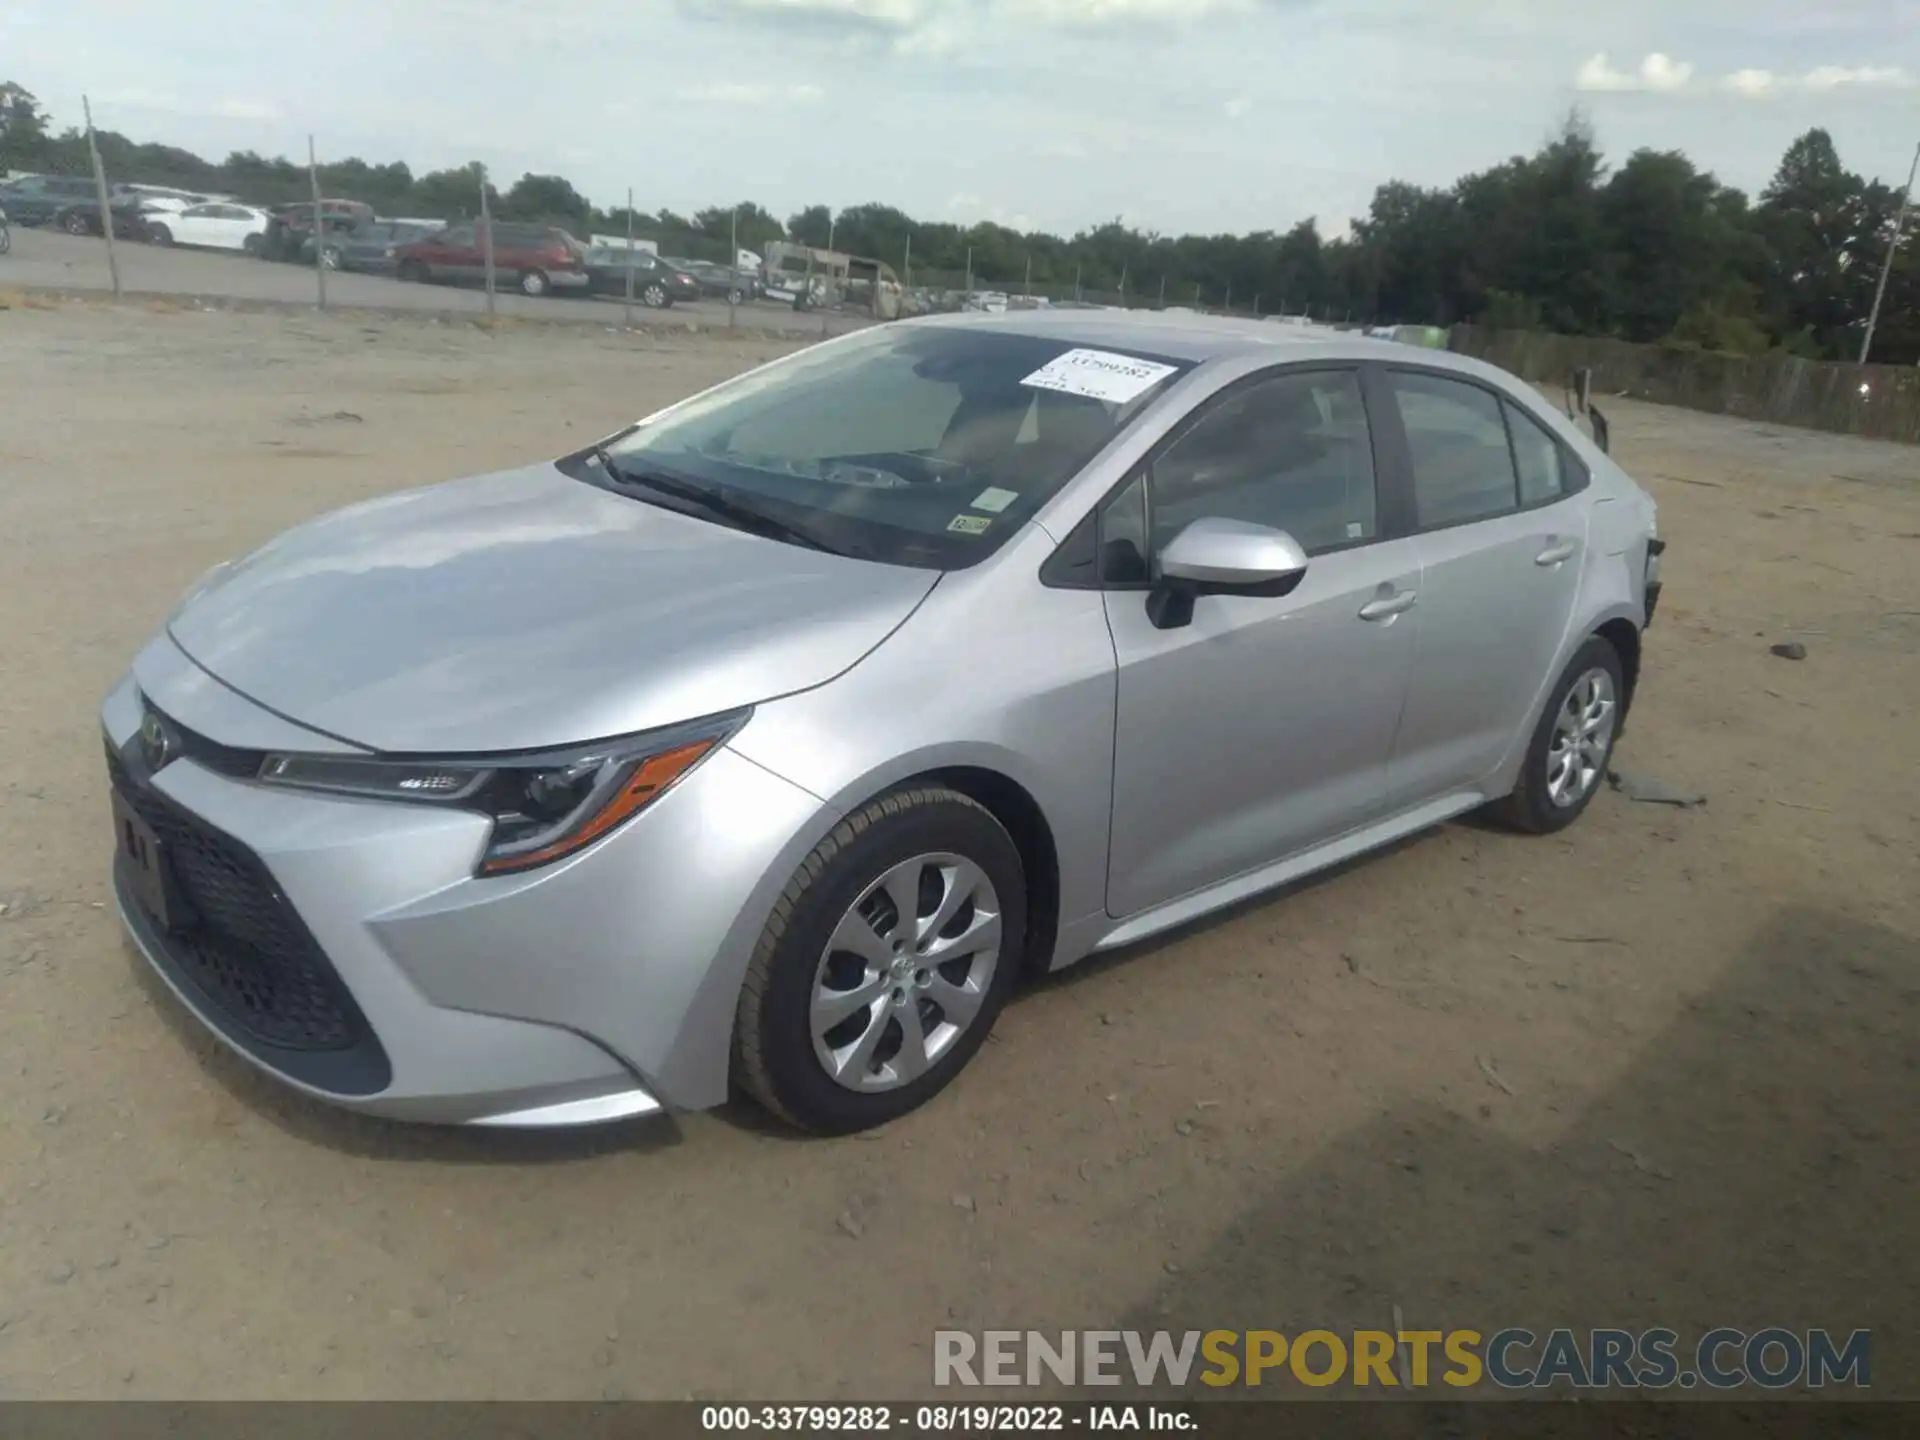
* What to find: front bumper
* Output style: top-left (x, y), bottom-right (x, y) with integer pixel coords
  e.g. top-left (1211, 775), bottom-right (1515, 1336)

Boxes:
top-left (102, 636), bottom-right (826, 1126)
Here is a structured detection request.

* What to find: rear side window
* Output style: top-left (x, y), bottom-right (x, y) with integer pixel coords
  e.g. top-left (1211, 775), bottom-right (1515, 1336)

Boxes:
top-left (1387, 371), bottom-right (1518, 528)
top-left (1504, 399), bottom-right (1569, 506)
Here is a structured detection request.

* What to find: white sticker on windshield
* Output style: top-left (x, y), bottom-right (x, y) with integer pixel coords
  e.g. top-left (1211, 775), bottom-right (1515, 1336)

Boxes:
top-left (1020, 349), bottom-right (1179, 405)
top-left (948, 514), bottom-right (992, 535)
top-left (971, 486), bottom-right (1019, 514)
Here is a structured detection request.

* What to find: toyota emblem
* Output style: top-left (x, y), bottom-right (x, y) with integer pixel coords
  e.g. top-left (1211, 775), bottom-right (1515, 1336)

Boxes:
top-left (139, 710), bottom-right (176, 772)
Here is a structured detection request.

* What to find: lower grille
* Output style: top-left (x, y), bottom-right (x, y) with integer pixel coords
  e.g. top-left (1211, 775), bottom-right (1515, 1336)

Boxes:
top-left (108, 749), bottom-right (368, 1053)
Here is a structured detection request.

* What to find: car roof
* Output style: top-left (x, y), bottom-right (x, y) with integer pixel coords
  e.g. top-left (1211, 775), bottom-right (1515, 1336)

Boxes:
top-left (901, 308), bottom-right (1517, 387)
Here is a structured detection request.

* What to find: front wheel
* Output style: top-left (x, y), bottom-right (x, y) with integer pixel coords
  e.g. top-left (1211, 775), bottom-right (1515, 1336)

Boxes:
top-left (733, 787), bottom-right (1026, 1134)
top-left (146, 223), bottom-right (172, 247)
top-left (242, 233), bottom-right (263, 256)
top-left (1490, 635), bottom-right (1624, 834)
top-left (641, 281), bottom-right (670, 308)
top-left (63, 210), bottom-right (90, 236)
top-left (321, 246), bottom-right (341, 270)
top-left (518, 269), bottom-right (549, 297)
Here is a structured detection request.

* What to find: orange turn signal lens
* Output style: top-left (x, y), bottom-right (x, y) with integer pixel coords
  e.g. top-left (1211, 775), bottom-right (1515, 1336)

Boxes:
top-left (477, 738), bottom-right (718, 876)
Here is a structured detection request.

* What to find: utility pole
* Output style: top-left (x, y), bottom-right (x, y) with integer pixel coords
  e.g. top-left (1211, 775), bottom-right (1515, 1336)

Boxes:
top-left (965, 246), bottom-right (973, 303)
top-left (1118, 262), bottom-right (1128, 306)
top-left (81, 97), bottom-right (120, 297)
top-left (1158, 274), bottom-right (1166, 308)
top-left (1860, 140), bottom-right (1920, 366)
top-left (903, 231), bottom-right (912, 289)
top-left (1024, 253), bottom-right (1031, 298)
top-left (623, 187), bottom-right (636, 326)
top-left (728, 205), bottom-right (739, 329)
top-left (478, 165), bottom-right (496, 314)
top-left (307, 135), bottom-right (328, 308)
top-left (1074, 262), bottom-right (1082, 301)
top-left (827, 210), bottom-right (836, 254)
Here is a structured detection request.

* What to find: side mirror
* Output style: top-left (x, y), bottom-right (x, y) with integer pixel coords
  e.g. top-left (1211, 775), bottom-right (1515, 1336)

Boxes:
top-left (1147, 517), bottom-right (1310, 630)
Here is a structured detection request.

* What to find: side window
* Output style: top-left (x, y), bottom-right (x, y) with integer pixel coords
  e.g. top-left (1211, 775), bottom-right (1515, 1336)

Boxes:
top-left (1504, 399), bottom-right (1575, 506)
top-left (1387, 371), bottom-right (1518, 528)
top-left (1099, 474), bottom-right (1150, 584)
top-left (1147, 369), bottom-right (1378, 556)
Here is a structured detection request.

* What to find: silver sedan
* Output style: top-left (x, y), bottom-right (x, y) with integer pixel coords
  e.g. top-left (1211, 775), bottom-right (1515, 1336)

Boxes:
top-left (103, 311), bottom-right (1661, 1133)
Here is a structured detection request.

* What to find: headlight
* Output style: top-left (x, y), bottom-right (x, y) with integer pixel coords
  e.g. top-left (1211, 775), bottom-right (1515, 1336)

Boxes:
top-left (256, 710), bottom-right (748, 876)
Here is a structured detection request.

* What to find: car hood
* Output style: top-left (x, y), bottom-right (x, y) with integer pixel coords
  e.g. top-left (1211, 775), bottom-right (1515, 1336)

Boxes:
top-left (166, 462), bottom-right (939, 754)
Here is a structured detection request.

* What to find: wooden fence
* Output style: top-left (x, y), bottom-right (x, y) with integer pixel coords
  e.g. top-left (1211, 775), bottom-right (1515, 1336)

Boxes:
top-left (1448, 326), bottom-right (1920, 446)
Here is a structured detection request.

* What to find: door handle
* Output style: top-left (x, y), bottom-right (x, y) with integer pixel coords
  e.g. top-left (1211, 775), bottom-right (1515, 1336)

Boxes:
top-left (1358, 590), bottom-right (1417, 622)
top-left (1535, 542), bottom-right (1576, 566)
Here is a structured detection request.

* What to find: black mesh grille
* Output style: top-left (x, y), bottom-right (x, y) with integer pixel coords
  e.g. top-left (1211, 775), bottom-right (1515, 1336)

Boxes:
top-left (108, 748), bottom-right (368, 1052)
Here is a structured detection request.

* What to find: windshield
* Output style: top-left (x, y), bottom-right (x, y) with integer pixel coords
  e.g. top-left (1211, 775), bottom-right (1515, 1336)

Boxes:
top-left (592, 324), bottom-right (1190, 570)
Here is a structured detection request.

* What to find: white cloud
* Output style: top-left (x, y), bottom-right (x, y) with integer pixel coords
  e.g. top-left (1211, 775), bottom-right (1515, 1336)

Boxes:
top-left (93, 90), bottom-right (282, 122)
top-left (673, 82), bottom-right (826, 106)
top-left (1575, 52), bottom-right (1694, 93)
top-left (1223, 94), bottom-right (1252, 118)
top-left (1800, 65), bottom-right (1914, 90)
top-left (1582, 52), bottom-right (1917, 100)
top-left (998, 0), bottom-right (1253, 23)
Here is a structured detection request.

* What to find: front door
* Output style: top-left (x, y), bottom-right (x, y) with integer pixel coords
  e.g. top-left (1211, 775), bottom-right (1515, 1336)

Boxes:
top-left (1102, 365), bottom-right (1421, 919)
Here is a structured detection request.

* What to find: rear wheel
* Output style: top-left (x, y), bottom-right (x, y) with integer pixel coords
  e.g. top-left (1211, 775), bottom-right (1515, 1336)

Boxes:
top-left (727, 285), bottom-right (747, 306)
top-left (0, 221), bottom-right (11, 255)
top-left (63, 209), bottom-right (90, 235)
top-left (1491, 635), bottom-right (1624, 835)
top-left (242, 233), bottom-right (263, 257)
top-left (321, 246), bottom-right (342, 270)
top-left (519, 269), bottom-right (549, 297)
top-left (734, 787), bottom-right (1026, 1134)
top-left (146, 223), bottom-right (173, 247)
top-left (396, 259), bottom-right (427, 283)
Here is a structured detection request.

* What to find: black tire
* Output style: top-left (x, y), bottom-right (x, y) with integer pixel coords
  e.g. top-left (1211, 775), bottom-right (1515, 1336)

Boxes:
top-left (62, 209), bottom-right (90, 236)
top-left (242, 233), bottom-right (263, 257)
top-left (519, 269), bottom-right (549, 297)
top-left (727, 285), bottom-right (747, 306)
top-left (734, 786), bottom-right (1027, 1134)
top-left (641, 281), bottom-right (670, 308)
top-left (1490, 634), bottom-right (1625, 835)
top-left (396, 259), bottom-right (427, 283)
top-left (321, 246), bottom-right (341, 270)
top-left (146, 223), bottom-right (172, 247)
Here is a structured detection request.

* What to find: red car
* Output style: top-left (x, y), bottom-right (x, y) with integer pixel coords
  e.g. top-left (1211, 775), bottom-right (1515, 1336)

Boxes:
top-left (392, 222), bottom-right (590, 297)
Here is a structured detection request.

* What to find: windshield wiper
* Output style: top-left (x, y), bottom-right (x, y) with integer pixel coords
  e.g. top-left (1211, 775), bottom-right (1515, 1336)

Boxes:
top-left (591, 449), bottom-right (843, 556)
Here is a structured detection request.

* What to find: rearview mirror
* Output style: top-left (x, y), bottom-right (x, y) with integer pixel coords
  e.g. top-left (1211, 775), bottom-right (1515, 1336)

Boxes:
top-left (1147, 517), bottom-right (1310, 630)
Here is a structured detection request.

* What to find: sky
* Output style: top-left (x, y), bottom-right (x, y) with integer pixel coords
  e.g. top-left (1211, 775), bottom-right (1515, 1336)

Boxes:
top-left (6, 0), bottom-right (1918, 238)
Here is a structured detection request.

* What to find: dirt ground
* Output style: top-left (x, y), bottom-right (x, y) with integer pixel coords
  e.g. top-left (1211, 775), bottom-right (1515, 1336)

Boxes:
top-left (0, 297), bottom-right (1914, 1401)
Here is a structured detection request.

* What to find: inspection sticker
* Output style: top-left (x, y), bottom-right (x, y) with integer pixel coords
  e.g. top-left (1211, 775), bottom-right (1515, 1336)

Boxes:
top-left (971, 486), bottom-right (1019, 514)
top-left (948, 514), bottom-right (993, 535)
top-left (1020, 348), bottom-right (1179, 405)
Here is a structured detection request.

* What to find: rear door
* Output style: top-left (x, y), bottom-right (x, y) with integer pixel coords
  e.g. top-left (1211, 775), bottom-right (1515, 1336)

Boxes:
top-left (1377, 367), bottom-right (1590, 808)
top-left (1100, 364), bottom-right (1423, 918)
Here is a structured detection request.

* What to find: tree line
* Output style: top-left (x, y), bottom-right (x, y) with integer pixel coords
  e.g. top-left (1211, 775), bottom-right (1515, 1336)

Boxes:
top-left (2, 80), bottom-right (1914, 363)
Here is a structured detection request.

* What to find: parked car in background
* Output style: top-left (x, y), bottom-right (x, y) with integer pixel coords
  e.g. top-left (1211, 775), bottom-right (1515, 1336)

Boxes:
top-left (0, 174), bottom-right (99, 226)
top-left (584, 245), bottom-right (701, 306)
top-left (50, 193), bottom-right (155, 241)
top-left (393, 222), bottom-right (590, 297)
top-left (262, 199), bottom-right (374, 262)
top-left (143, 202), bottom-right (272, 253)
top-left (665, 256), bottom-right (760, 304)
top-left (302, 218), bottom-right (441, 273)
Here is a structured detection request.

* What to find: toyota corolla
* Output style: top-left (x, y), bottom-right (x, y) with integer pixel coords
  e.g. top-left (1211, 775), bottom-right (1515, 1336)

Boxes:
top-left (103, 312), bottom-right (1660, 1134)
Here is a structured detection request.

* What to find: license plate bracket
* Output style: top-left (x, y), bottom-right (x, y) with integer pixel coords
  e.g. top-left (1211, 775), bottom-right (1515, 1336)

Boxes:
top-left (112, 790), bottom-right (177, 932)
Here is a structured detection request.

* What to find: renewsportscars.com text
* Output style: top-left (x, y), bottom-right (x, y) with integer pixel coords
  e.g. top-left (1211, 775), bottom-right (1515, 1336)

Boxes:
top-left (933, 1328), bottom-right (1871, 1391)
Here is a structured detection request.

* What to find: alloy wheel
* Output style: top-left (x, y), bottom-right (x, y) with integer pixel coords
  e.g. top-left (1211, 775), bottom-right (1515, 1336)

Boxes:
top-left (809, 852), bottom-right (1003, 1093)
top-left (1546, 667), bottom-right (1615, 807)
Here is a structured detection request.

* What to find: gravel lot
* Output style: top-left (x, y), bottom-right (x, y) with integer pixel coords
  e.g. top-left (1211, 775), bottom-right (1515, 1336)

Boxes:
top-left (0, 297), bottom-right (1915, 1400)
top-left (1, 225), bottom-right (865, 337)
